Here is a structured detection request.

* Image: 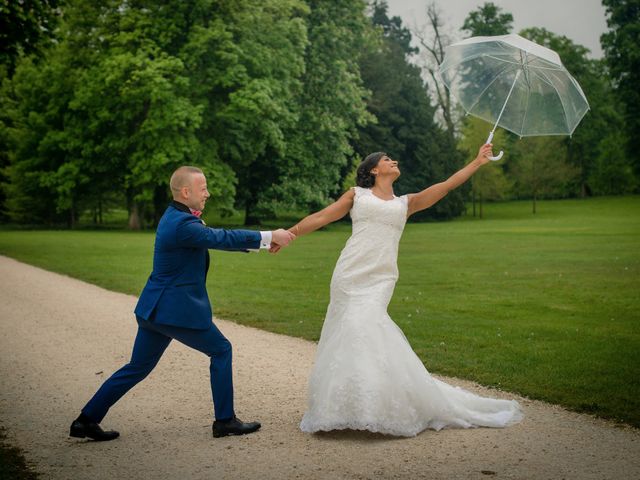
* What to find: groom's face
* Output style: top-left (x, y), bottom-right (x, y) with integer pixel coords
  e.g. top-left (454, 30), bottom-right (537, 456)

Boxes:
top-left (187, 173), bottom-right (210, 211)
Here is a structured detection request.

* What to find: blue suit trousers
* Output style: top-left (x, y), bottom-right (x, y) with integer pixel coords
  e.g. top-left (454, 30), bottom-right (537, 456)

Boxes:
top-left (82, 316), bottom-right (234, 423)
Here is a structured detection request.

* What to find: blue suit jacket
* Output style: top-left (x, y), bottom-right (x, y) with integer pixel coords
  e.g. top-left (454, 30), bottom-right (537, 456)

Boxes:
top-left (134, 202), bottom-right (261, 330)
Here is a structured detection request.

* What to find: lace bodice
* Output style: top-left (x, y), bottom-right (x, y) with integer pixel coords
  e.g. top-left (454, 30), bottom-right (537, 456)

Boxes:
top-left (328, 187), bottom-right (408, 300)
top-left (350, 186), bottom-right (408, 234)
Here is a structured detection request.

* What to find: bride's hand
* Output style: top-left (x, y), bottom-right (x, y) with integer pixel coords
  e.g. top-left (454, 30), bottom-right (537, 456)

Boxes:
top-left (476, 143), bottom-right (494, 165)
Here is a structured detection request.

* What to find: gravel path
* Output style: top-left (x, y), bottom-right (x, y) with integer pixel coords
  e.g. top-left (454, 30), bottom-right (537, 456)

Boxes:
top-left (0, 254), bottom-right (638, 480)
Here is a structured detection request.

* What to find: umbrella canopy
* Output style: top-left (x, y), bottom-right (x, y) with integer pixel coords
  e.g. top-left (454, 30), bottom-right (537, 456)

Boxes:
top-left (438, 34), bottom-right (589, 140)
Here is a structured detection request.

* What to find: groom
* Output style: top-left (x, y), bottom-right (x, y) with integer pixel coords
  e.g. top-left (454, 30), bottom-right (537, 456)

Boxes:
top-left (70, 166), bottom-right (295, 441)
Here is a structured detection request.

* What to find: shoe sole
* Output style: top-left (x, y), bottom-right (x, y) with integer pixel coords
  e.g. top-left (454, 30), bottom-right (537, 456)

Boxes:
top-left (69, 427), bottom-right (119, 441)
top-left (212, 425), bottom-right (261, 438)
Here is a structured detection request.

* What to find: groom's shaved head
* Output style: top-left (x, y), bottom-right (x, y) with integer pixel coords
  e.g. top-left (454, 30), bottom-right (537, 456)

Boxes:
top-left (170, 166), bottom-right (204, 197)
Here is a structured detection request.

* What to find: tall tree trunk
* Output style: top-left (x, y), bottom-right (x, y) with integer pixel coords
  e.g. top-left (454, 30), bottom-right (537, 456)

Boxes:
top-left (415, 3), bottom-right (457, 139)
top-left (68, 204), bottom-right (76, 229)
top-left (126, 188), bottom-right (143, 230)
top-left (580, 154), bottom-right (588, 198)
top-left (479, 195), bottom-right (483, 219)
top-left (243, 171), bottom-right (262, 226)
top-left (581, 181), bottom-right (592, 197)
top-left (244, 202), bottom-right (261, 226)
top-left (532, 193), bottom-right (537, 214)
top-left (472, 190), bottom-right (477, 217)
top-left (128, 202), bottom-right (143, 230)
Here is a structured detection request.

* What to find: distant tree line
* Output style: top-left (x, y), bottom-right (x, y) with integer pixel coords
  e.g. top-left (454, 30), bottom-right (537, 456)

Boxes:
top-left (0, 0), bottom-right (637, 227)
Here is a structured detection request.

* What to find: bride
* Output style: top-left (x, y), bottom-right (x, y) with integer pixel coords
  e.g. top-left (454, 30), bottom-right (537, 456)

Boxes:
top-left (279, 143), bottom-right (523, 437)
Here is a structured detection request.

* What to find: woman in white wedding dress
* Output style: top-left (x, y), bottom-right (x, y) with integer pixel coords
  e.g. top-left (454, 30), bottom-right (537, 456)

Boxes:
top-left (282, 144), bottom-right (523, 437)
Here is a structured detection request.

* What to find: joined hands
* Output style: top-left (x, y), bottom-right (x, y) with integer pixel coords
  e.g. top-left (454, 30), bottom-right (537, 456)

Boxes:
top-left (269, 228), bottom-right (296, 254)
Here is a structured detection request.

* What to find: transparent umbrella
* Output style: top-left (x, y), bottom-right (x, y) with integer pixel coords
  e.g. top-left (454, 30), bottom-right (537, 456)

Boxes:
top-left (438, 34), bottom-right (589, 160)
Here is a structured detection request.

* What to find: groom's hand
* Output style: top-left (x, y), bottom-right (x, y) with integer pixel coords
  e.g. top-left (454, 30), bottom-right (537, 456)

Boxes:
top-left (269, 228), bottom-right (295, 253)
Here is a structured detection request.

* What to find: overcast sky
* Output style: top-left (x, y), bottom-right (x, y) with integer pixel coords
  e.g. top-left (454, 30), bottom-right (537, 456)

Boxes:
top-left (385, 0), bottom-right (609, 59)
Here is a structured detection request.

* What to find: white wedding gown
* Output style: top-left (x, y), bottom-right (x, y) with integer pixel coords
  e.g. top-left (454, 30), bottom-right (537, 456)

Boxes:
top-left (300, 186), bottom-right (524, 437)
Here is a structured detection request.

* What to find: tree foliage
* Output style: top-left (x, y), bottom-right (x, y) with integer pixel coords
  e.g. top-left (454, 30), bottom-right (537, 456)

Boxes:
top-left (511, 137), bottom-right (579, 213)
top-left (0, 0), bottom-right (62, 73)
top-left (462, 2), bottom-right (513, 37)
top-left (1, 0), bottom-right (636, 228)
top-left (254, 0), bottom-right (373, 222)
top-left (520, 27), bottom-right (635, 197)
top-left (209, 0), bottom-right (309, 225)
top-left (459, 117), bottom-right (510, 217)
top-left (601, 0), bottom-right (640, 183)
top-left (0, 0), bottom-right (64, 223)
top-left (3, 0), bottom-right (309, 227)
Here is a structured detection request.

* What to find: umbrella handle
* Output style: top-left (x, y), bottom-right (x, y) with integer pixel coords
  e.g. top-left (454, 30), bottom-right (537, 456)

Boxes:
top-left (485, 132), bottom-right (504, 161)
top-left (488, 151), bottom-right (504, 161)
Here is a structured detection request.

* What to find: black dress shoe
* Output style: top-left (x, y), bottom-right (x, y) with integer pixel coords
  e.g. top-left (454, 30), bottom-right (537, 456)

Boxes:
top-left (69, 420), bottom-right (120, 441)
top-left (212, 416), bottom-right (261, 438)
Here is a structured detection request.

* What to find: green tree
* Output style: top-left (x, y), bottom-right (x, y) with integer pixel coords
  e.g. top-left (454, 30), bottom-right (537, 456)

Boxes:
top-left (2, 41), bottom-right (82, 225)
top-left (0, 0), bottom-right (63, 223)
top-left (4, 1), bottom-right (219, 227)
top-left (459, 117), bottom-right (510, 218)
top-left (0, 0), bottom-right (61, 74)
top-left (511, 137), bottom-right (579, 213)
top-left (105, 0), bottom-right (308, 226)
top-left (248, 0), bottom-right (372, 222)
top-left (589, 131), bottom-right (636, 194)
top-left (209, 0), bottom-right (308, 224)
top-left (601, 0), bottom-right (640, 183)
top-left (3, 0), bottom-right (310, 227)
top-left (520, 27), bottom-right (634, 197)
top-left (70, 51), bottom-right (207, 229)
top-left (462, 2), bottom-right (513, 37)
top-left (356, 0), bottom-right (464, 221)
top-left (414, 2), bottom-right (459, 139)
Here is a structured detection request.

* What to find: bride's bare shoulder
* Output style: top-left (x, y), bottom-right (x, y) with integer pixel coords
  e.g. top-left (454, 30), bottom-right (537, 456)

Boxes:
top-left (336, 188), bottom-right (356, 206)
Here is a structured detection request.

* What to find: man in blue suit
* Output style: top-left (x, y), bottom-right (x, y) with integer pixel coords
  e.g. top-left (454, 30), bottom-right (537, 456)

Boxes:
top-left (70, 166), bottom-right (295, 440)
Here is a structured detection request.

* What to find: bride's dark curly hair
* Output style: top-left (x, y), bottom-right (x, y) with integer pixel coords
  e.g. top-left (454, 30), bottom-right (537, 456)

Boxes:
top-left (356, 152), bottom-right (386, 188)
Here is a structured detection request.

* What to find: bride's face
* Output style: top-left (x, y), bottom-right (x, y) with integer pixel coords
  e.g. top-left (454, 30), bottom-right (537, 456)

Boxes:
top-left (372, 156), bottom-right (401, 180)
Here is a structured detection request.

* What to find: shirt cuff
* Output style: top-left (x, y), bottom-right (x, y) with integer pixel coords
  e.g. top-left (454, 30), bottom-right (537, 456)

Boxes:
top-left (248, 231), bottom-right (272, 252)
top-left (260, 231), bottom-right (272, 249)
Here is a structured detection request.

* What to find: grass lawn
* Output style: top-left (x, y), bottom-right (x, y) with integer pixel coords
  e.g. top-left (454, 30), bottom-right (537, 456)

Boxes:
top-left (0, 196), bottom-right (638, 427)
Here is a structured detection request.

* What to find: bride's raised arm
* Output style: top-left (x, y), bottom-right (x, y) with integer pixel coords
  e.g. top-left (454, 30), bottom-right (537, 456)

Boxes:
top-left (406, 143), bottom-right (493, 217)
